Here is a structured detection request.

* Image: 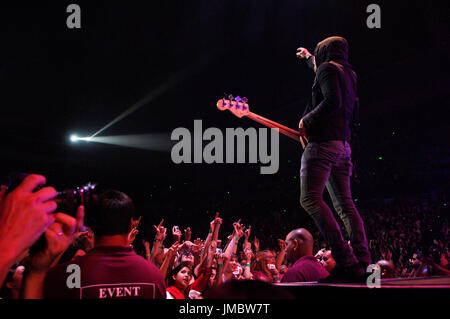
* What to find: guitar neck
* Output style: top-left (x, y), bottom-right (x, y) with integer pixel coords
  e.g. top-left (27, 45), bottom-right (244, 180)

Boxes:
top-left (246, 112), bottom-right (300, 143)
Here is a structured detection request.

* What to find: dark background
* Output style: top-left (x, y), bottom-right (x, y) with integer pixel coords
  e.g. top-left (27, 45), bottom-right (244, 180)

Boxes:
top-left (0, 1), bottom-right (448, 243)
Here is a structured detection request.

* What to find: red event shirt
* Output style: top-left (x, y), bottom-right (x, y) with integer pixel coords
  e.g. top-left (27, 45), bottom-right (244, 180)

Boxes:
top-left (281, 255), bottom-right (329, 283)
top-left (44, 245), bottom-right (166, 299)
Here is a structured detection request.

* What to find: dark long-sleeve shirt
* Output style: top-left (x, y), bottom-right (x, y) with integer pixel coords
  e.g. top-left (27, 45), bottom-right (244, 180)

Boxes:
top-left (301, 37), bottom-right (358, 142)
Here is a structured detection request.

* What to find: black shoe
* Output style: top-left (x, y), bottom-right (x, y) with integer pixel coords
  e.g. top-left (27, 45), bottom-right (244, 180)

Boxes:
top-left (319, 263), bottom-right (366, 283)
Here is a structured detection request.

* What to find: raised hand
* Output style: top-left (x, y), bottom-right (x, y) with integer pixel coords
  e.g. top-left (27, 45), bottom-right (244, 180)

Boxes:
top-left (184, 227), bottom-right (192, 242)
top-left (142, 239), bottom-right (150, 251)
top-left (296, 47), bottom-right (312, 59)
top-left (266, 263), bottom-right (279, 277)
top-left (153, 219), bottom-right (166, 242)
top-left (315, 248), bottom-right (326, 259)
top-left (298, 119), bottom-right (308, 142)
top-left (232, 219), bottom-right (245, 239)
top-left (127, 227), bottom-right (139, 245)
top-left (277, 239), bottom-right (286, 251)
top-left (172, 226), bottom-right (182, 243)
top-left (78, 229), bottom-right (94, 251)
top-left (28, 205), bottom-right (84, 272)
top-left (210, 212), bottom-right (222, 231)
top-left (244, 226), bottom-right (251, 241)
top-left (178, 240), bottom-right (199, 253)
top-left (216, 252), bottom-right (224, 265)
top-left (244, 247), bottom-right (253, 263)
top-left (131, 216), bottom-right (142, 229)
top-left (192, 238), bottom-right (204, 255)
top-left (243, 240), bottom-right (252, 252)
top-left (254, 236), bottom-right (260, 252)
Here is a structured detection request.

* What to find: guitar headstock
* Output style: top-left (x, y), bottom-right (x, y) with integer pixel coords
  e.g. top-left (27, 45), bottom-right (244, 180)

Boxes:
top-left (217, 95), bottom-right (250, 118)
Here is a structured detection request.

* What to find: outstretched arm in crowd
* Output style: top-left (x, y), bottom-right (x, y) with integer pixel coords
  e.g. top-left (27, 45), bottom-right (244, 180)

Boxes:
top-left (243, 246), bottom-right (254, 280)
top-left (150, 219), bottom-right (166, 265)
top-left (190, 240), bottom-right (216, 294)
top-left (127, 216), bottom-right (141, 246)
top-left (253, 236), bottom-right (260, 254)
top-left (243, 227), bottom-right (251, 251)
top-left (160, 241), bottom-right (179, 279)
top-left (143, 239), bottom-right (151, 262)
top-left (195, 213), bottom-right (222, 277)
top-left (214, 253), bottom-right (227, 287)
top-left (202, 213), bottom-right (221, 258)
top-left (172, 225), bottom-right (182, 244)
top-left (192, 238), bottom-right (204, 273)
top-left (268, 262), bottom-right (281, 283)
top-left (276, 239), bottom-right (286, 271)
top-left (0, 175), bottom-right (58, 287)
top-left (21, 206), bottom-right (84, 298)
top-left (127, 227), bottom-right (139, 246)
top-left (159, 225), bottom-right (183, 277)
top-left (184, 227), bottom-right (192, 243)
top-left (223, 220), bottom-right (245, 260)
top-left (220, 220), bottom-right (245, 281)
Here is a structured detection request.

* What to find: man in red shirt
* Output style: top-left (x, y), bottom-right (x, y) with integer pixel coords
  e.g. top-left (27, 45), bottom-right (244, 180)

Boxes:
top-left (43, 190), bottom-right (166, 299)
top-left (281, 228), bottom-right (329, 283)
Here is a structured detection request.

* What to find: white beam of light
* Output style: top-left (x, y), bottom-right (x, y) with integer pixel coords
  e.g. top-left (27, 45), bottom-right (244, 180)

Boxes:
top-left (89, 53), bottom-right (215, 140)
top-left (78, 134), bottom-right (173, 152)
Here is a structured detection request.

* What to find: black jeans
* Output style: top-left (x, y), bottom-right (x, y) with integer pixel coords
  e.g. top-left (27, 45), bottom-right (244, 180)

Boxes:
top-left (300, 140), bottom-right (371, 267)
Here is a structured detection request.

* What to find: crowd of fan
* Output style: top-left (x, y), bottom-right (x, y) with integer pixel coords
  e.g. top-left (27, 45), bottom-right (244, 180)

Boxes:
top-left (362, 194), bottom-right (449, 278)
top-left (0, 173), bottom-right (448, 299)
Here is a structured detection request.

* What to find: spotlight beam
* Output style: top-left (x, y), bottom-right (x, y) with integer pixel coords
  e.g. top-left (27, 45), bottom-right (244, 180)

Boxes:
top-left (77, 134), bottom-right (173, 152)
top-left (89, 53), bottom-right (215, 140)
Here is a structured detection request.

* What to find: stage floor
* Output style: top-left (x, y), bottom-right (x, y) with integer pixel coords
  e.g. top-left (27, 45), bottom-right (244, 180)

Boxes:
top-left (277, 276), bottom-right (450, 289)
top-left (276, 276), bottom-right (450, 300)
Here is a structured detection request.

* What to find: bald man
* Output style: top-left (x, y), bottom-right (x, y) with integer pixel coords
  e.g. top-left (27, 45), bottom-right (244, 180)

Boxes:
top-left (376, 260), bottom-right (395, 279)
top-left (281, 228), bottom-right (329, 282)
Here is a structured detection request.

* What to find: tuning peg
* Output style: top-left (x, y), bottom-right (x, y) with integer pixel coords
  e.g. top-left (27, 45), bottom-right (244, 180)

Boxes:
top-left (235, 96), bottom-right (242, 102)
top-left (242, 97), bottom-right (248, 103)
top-left (228, 94), bottom-right (234, 101)
top-left (222, 93), bottom-right (230, 107)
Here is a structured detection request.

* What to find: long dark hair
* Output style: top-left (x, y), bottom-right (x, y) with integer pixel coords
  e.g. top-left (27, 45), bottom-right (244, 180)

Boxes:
top-left (167, 262), bottom-right (192, 288)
